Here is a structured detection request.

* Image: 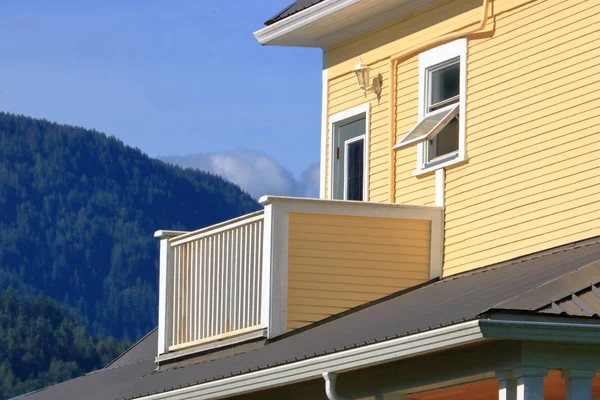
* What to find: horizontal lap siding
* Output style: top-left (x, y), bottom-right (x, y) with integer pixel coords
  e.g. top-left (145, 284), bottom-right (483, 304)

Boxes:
top-left (326, 58), bottom-right (390, 202)
top-left (286, 213), bottom-right (430, 330)
top-left (326, 0), bottom-right (485, 206)
top-left (324, 0), bottom-right (594, 277)
top-left (443, 0), bottom-right (600, 275)
top-left (394, 58), bottom-right (436, 205)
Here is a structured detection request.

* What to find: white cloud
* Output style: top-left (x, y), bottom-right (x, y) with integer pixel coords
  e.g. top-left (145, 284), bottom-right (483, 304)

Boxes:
top-left (162, 149), bottom-right (320, 200)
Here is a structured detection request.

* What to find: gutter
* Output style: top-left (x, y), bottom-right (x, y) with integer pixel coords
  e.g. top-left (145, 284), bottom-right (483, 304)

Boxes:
top-left (323, 372), bottom-right (348, 400)
top-left (254, 0), bottom-right (360, 46)
top-left (137, 319), bottom-right (600, 400)
top-left (479, 319), bottom-right (600, 343)
top-left (138, 320), bottom-right (483, 400)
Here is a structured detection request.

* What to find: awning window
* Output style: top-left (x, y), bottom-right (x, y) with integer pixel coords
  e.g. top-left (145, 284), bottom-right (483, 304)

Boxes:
top-left (393, 103), bottom-right (459, 151)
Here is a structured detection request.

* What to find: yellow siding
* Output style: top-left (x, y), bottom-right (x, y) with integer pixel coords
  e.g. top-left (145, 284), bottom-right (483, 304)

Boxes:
top-left (443, 0), bottom-right (600, 275)
top-left (325, 0), bottom-right (489, 206)
top-left (393, 57), bottom-right (436, 205)
top-left (324, 0), bottom-right (600, 277)
top-left (326, 58), bottom-right (391, 202)
top-left (286, 213), bottom-right (431, 330)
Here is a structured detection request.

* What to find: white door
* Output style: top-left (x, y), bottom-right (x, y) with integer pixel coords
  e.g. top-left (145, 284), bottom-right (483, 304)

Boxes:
top-left (332, 115), bottom-right (366, 201)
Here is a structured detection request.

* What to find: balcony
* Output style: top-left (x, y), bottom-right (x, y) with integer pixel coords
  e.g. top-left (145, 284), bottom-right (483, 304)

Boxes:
top-left (155, 196), bottom-right (443, 362)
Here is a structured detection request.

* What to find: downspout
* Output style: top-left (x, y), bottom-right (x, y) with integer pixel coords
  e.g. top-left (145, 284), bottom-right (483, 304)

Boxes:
top-left (323, 372), bottom-right (347, 400)
top-left (388, 0), bottom-right (491, 202)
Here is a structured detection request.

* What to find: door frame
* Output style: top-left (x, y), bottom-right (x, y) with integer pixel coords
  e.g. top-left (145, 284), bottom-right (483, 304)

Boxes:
top-left (328, 103), bottom-right (370, 201)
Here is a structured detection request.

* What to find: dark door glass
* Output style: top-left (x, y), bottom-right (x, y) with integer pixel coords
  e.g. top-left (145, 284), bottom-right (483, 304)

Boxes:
top-left (346, 139), bottom-right (364, 201)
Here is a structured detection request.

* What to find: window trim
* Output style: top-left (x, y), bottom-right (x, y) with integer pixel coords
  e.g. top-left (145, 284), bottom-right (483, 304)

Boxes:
top-left (414, 38), bottom-right (468, 176)
top-left (328, 103), bottom-right (370, 201)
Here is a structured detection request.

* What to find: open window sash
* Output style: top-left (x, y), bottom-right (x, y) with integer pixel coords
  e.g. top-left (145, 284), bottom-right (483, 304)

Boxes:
top-left (393, 103), bottom-right (459, 150)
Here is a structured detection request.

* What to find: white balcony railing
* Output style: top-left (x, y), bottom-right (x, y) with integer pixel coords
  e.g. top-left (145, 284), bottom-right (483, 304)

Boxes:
top-left (156, 210), bottom-right (265, 353)
top-left (156, 196), bottom-right (444, 361)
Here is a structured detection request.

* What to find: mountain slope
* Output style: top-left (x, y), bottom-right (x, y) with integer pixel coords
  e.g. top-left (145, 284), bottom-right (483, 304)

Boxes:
top-left (0, 287), bottom-right (130, 400)
top-left (0, 112), bottom-right (260, 340)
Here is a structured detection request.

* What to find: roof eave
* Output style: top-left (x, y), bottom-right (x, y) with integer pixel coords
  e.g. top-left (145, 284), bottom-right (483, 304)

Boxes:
top-left (136, 320), bottom-right (485, 399)
top-left (254, 0), bottom-right (360, 48)
top-left (253, 0), bottom-right (436, 49)
top-left (136, 317), bottom-right (600, 400)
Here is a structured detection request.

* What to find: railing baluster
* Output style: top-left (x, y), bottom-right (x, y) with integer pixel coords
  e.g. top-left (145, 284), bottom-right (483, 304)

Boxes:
top-left (172, 246), bottom-right (179, 346)
top-left (246, 223), bottom-right (253, 327)
top-left (255, 221), bottom-right (263, 326)
top-left (232, 227), bottom-right (239, 331)
top-left (201, 237), bottom-right (206, 339)
top-left (166, 212), bottom-right (265, 351)
top-left (208, 235), bottom-right (214, 338)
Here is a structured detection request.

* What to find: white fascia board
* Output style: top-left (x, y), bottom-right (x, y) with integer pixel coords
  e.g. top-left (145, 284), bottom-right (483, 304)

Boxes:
top-left (137, 320), bottom-right (483, 400)
top-left (254, 0), bottom-right (361, 47)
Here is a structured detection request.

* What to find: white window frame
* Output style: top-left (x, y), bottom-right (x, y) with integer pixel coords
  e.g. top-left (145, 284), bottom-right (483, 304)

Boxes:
top-left (414, 38), bottom-right (468, 176)
top-left (328, 103), bottom-right (370, 201)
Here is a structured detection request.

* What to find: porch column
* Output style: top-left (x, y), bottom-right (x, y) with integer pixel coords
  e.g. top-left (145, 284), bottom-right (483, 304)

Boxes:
top-left (496, 370), bottom-right (516, 400)
top-left (561, 369), bottom-right (596, 400)
top-left (512, 367), bottom-right (547, 400)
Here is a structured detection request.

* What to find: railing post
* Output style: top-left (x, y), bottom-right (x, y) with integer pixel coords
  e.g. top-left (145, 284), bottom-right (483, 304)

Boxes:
top-left (260, 198), bottom-right (289, 338)
top-left (155, 230), bottom-right (187, 356)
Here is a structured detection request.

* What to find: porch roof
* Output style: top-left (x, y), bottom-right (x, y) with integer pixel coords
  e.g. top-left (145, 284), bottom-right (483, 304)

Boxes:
top-left (20, 236), bottom-right (600, 400)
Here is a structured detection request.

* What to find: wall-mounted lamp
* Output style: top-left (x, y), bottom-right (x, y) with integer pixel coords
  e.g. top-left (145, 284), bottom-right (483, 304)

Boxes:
top-left (354, 57), bottom-right (381, 98)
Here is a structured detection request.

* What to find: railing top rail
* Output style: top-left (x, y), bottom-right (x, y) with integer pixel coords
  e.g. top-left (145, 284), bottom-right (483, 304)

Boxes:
top-left (169, 209), bottom-right (265, 247)
top-left (259, 195), bottom-right (444, 211)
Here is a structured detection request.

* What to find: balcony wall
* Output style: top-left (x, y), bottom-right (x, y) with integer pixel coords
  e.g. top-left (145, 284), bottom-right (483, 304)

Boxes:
top-left (155, 197), bottom-right (443, 361)
top-left (287, 211), bottom-right (432, 330)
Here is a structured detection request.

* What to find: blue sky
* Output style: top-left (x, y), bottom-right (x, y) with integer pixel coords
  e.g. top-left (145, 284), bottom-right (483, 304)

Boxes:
top-left (0, 1), bottom-right (323, 193)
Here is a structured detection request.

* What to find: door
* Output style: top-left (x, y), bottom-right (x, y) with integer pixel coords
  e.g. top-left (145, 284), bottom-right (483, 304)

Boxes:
top-left (332, 115), bottom-right (366, 201)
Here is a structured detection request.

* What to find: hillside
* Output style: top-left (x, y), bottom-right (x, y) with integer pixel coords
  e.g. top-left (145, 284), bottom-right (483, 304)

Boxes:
top-left (0, 112), bottom-right (260, 340)
top-left (0, 288), bottom-right (130, 400)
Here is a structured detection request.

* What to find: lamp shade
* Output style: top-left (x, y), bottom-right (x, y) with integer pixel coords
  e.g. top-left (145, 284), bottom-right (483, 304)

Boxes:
top-left (354, 57), bottom-right (370, 90)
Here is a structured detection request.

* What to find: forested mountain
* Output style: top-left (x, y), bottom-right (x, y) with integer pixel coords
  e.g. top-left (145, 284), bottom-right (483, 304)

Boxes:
top-left (0, 288), bottom-right (130, 399)
top-left (0, 112), bottom-right (260, 341)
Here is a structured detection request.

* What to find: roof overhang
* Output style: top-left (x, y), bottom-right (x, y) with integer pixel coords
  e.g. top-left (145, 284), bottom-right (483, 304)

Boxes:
top-left (254, 0), bottom-right (440, 49)
top-left (137, 317), bottom-right (600, 400)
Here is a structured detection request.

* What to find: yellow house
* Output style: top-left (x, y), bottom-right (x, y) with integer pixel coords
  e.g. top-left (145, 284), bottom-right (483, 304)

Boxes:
top-left (257, 0), bottom-right (600, 278)
top-left (24, 1), bottom-right (600, 400)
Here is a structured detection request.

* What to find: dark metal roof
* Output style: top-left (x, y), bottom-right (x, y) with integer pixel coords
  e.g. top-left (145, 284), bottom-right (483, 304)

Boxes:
top-left (105, 329), bottom-right (158, 370)
top-left (265, 0), bottom-right (326, 26)
top-left (21, 236), bottom-right (600, 400)
top-left (494, 259), bottom-right (600, 316)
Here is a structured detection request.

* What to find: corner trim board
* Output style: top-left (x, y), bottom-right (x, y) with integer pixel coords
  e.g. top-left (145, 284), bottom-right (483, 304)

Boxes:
top-left (320, 58), bottom-right (328, 199)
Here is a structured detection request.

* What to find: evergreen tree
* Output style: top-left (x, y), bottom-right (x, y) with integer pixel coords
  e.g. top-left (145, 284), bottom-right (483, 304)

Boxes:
top-left (0, 288), bottom-right (130, 399)
top-left (0, 112), bottom-right (260, 340)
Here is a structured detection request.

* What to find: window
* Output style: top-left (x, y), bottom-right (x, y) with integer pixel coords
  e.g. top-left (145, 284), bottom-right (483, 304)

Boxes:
top-left (394, 39), bottom-right (467, 174)
top-left (329, 104), bottom-right (369, 201)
